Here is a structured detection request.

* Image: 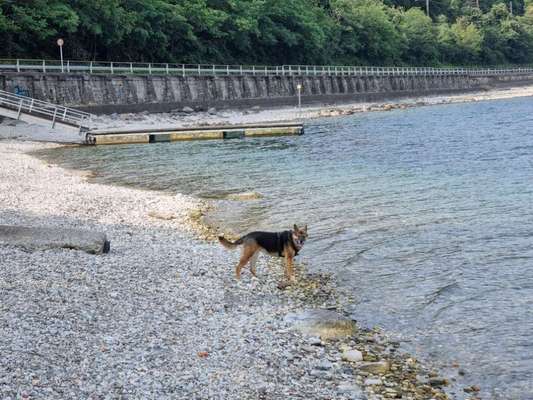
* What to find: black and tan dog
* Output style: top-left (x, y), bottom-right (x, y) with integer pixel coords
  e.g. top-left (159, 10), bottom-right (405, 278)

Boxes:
top-left (218, 224), bottom-right (308, 281)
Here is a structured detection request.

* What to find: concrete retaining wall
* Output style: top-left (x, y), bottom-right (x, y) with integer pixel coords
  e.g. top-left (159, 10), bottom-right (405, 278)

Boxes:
top-left (1, 72), bottom-right (532, 114)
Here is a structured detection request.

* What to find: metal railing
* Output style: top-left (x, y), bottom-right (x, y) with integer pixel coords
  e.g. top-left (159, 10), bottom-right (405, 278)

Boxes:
top-left (1, 59), bottom-right (532, 77)
top-left (0, 89), bottom-right (92, 131)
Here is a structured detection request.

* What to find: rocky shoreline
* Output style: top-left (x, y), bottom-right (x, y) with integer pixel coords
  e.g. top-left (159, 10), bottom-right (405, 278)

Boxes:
top-left (0, 140), bottom-right (485, 399)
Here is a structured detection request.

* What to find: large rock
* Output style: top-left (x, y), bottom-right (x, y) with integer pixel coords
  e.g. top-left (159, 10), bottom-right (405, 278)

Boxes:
top-left (342, 349), bottom-right (364, 362)
top-left (358, 361), bottom-right (391, 375)
top-left (0, 225), bottom-right (110, 254)
top-left (225, 191), bottom-right (263, 201)
top-left (285, 309), bottom-right (357, 340)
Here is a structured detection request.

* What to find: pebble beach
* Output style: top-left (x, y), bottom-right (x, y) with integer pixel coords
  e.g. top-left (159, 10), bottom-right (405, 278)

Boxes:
top-left (0, 140), bottom-right (467, 400)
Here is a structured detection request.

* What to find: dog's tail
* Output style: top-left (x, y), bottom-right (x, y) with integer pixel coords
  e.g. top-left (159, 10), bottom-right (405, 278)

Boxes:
top-left (218, 236), bottom-right (244, 250)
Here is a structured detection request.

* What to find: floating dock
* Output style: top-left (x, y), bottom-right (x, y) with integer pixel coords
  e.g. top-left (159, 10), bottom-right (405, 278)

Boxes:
top-left (85, 122), bottom-right (304, 145)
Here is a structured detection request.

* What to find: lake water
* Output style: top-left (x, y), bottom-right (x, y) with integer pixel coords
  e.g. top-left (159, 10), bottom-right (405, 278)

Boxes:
top-left (35, 97), bottom-right (533, 399)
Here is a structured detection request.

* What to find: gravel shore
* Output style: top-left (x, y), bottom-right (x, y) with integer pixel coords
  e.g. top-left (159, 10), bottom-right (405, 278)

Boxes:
top-left (1, 141), bottom-right (347, 399)
top-left (0, 139), bottom-right (475, 399)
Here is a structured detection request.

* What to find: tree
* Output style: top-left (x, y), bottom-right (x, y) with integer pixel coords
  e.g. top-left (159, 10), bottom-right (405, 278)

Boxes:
top-left (330, 0), bottom-right (403, 65)
top-left (399, 8), bottom-right (439, 64)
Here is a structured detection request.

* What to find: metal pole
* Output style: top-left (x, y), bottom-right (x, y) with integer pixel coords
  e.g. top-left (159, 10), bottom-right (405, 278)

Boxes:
top-left (426, 0), bottom-right (430, 16)
top-left (60, 45), bottom-right (64, 73)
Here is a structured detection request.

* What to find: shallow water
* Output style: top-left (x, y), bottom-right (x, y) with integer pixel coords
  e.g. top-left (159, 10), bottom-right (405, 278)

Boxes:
top-left (36, 97), bottom-right (533, 399)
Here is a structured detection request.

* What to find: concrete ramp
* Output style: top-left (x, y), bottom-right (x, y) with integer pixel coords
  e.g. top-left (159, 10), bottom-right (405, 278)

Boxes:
top-left (0, 225), bottom-right (110, 254)
top-left (0, 89), bottom-right (92, 142)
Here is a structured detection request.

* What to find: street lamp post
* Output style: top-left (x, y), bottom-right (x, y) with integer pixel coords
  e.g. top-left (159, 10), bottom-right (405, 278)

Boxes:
top-left (57, 38), bottom-right (64, 73)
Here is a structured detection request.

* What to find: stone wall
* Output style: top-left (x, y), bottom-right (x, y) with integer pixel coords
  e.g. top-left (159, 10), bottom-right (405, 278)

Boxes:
top-left (1, 72), bottom-right (532, 114)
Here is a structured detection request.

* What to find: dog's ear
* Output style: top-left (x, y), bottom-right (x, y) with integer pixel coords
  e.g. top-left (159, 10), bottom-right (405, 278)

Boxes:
top-left (293, 224), bottom-right (299, 232)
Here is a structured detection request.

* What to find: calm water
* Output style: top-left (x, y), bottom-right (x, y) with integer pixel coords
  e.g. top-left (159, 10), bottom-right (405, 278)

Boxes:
top-left (36, 98), bottom-right (533, 399)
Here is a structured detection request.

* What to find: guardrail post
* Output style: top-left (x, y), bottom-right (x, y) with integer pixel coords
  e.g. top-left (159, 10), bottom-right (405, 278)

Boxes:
top-left (51, 107), bottom-right (57, 128)
top-left (16, 99), bottom-right (23, 120)
top-left (110, 62), bottom-right (114, 74)
top-left (265, 66), bottom-right (267, 75)
top-left (253, 65), bottom-right (256, 75)
top-left (16, 59), bottom-right (20, 73)
top-left (90, 61), bottom-right (93, 74)
top-left (149, 63), bottom-right (152, 74)
top-left (212, 64), bottom-right (215, 75)
top-left (227, 65), bottom-right (230, 75)
top-left (166, 63), bottom-right (169, 74)
top-left (240, 65), bottom-right (243, 75)
top-left (42, 60), bottom-right (46, 73)
top-left (130, 63), bottom-right (133, 74)
top-left (182, 64), bottom-right (185, 77)
top-left (198, 65), bottom-right (201, 75)
top-left (29, 99), bottom-right (34, 113)
top-left (67, 60), bottom-right (70, 73)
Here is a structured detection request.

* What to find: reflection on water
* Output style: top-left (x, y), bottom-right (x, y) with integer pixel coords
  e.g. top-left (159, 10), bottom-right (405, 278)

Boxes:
top-left (35, 97), bottom-right (533, 399)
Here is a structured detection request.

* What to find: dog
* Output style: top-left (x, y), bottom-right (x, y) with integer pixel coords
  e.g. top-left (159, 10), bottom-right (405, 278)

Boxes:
top-left (218, 224), bottom-right (308, 281)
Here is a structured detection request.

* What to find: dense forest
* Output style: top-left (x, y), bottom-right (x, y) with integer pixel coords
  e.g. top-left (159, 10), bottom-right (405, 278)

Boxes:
top-left (1, 0), bottom-right (532, 66)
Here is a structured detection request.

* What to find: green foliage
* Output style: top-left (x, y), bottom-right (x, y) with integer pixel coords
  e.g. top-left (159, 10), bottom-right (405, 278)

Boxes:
top-left (399, 8), bottom-right (439, 64)
top-left (331, 0), bottom-right (403, 64)
top-left (1, 0), bottom-right (532, 65)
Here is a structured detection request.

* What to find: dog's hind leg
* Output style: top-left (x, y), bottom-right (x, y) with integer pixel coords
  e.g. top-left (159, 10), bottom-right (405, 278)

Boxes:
top-left (235, 245), bottom-right (256, 280)
top-left (248, 252), bottom-right (260, 277)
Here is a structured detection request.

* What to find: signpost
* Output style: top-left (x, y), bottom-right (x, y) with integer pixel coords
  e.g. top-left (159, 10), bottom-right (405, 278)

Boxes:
top-left (57, 38), bottom-right (64, 73)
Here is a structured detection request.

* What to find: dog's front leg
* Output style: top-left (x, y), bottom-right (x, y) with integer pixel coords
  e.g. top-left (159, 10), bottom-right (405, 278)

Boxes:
top-left (285, 253), bottom-right (296, 282)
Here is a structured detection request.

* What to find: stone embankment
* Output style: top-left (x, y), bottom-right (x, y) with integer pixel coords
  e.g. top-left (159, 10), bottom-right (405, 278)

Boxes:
top-left (2, 70), bottom-right (532, 113)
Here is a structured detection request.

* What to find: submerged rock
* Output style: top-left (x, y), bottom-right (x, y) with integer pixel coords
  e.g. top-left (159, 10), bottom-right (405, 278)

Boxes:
top-left (225, 191), bottom-right (263, 201)
top-left (428, 377), bottom-right (449, 387)
top-left (464, 385), bottom-right (481, 393)
top-left (285, 309), bottom-right (357, 340)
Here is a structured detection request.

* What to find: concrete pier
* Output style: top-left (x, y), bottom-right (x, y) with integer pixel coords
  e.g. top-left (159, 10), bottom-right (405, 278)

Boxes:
top-left (86, 122), bottom-right (304, 145)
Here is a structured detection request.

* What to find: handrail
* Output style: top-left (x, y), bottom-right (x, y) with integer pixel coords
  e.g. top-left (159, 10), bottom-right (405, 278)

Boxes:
top-left (0, 59), bottom-right (532, 77)
top-left (0, 89), bottom-right (92, 130)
